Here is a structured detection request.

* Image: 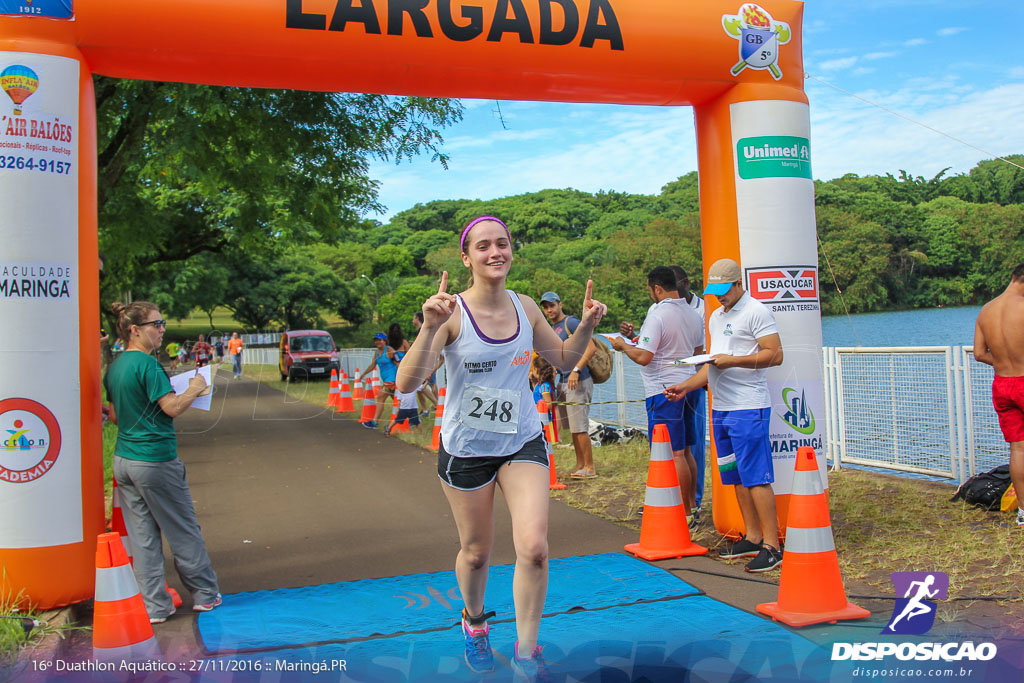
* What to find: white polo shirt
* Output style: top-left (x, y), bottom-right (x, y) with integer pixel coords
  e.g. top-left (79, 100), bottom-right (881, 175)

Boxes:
top-left (636, 298), bottom-right (705, 398)
top-left (707, 292), bottom-right (778, 411)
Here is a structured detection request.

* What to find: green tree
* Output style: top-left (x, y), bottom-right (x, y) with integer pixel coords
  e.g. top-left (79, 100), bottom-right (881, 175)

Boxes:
top-left (371, 245), bottom-right (416, 277)
top-left (378, 283), bottom-right (437, 330)
top-left (148, 253), bottom-right (230, 327)
top-left (816, 208), bottom-right (891, 314)
top-left (96, 79), bottom-right (462, 299)
top-left (401, 229), bottom-right (453, 271)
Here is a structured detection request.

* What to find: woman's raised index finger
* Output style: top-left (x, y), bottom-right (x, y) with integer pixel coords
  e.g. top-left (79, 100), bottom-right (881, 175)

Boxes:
top-left (438, 271), bottom-right (448, 295)
top-left (584, 279), bottom-right (593, 302)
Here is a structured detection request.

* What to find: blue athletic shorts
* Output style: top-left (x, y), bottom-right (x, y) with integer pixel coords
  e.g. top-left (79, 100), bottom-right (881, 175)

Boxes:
top-left (646, 394), bottom-right (688, 452)
top-left (681, 391), bottom-right (700, 448)
top-left (711, 408), bottom-right (774, 487)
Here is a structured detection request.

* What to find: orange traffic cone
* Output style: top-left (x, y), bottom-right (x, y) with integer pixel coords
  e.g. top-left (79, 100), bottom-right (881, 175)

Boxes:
top-left (92, 532), bottom-right (162, 665)
top-left (336, 375), bottom-right (355, 413)
top-left (430, 388), bottom-right (445, 450)
top-left (353, 369), bottom-right (364, 400)
top-left (537, 400), bottom-right (566, 490)
top-left (625, 424), bottom-right (707, 560)
top-left (111, 478), bottom-right (182, 608)
top-left (326, 369), bottom-right (340, 408)
top-left (359, 385), bottom-right (377, 424)
top-left (757, 447), bottom-right (870, 627)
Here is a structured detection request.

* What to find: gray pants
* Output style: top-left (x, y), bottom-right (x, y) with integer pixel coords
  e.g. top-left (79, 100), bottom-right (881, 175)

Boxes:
top-left (232, 353), bottom-right (242, 377)
top-left (114, 456), bottom-right (219, 619)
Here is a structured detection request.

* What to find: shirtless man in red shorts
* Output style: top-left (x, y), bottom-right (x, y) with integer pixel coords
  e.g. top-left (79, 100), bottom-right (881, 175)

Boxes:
top-left (974, 262), bottom-right (1024, 527)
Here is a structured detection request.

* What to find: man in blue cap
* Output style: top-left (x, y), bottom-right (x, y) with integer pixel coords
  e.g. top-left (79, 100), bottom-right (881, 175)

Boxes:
top-left (540, 291), bottom-right (598, 478)
top-left (665, 258), bottom-right (785, 573)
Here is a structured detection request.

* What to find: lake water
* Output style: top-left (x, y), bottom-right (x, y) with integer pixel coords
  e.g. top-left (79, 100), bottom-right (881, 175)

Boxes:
top-left (821, 306), bottom-right (982, 348)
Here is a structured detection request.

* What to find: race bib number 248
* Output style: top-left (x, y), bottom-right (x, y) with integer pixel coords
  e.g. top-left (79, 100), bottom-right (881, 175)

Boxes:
top-left (459, 385), bottom-right (520, 434)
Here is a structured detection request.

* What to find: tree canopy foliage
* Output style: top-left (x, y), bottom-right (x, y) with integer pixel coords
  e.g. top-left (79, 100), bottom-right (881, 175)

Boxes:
top-left (96, 78), bottom-right (463, 329)
top-left (98, 85), bottom-right (1022, 342)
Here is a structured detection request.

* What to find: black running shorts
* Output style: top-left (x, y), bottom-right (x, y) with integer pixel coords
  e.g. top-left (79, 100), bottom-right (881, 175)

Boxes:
top-left (437, 433), bottom-right (548, 491)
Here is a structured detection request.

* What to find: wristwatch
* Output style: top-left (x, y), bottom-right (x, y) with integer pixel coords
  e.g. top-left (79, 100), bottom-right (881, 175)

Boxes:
top-left (571, 367), bottom-right (580, 374)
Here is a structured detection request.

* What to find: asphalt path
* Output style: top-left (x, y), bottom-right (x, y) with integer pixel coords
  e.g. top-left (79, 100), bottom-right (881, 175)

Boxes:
top-left (151, 367), bottom-right (679, 658)
top-left (147, 365), bottom-right (1020, 672)
top-left (78, 364), bottom-right (1023, 681)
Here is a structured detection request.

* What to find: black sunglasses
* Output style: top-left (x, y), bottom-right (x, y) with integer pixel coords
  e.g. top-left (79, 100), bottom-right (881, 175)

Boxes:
top-left (138, 319), bottom-right (166, 328)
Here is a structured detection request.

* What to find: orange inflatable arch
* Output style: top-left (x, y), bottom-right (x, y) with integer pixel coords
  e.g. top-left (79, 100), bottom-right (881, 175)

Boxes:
top-left (0, 0), bottom-right (827, 608)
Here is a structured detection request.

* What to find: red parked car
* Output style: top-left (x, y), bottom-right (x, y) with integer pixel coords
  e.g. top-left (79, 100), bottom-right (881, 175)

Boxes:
top-left (279, 330), bottom-right (340, 381)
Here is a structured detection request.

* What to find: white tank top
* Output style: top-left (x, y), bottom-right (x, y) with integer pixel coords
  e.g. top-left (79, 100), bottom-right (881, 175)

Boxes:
top-left (440, 291), bottom-right (542, 458)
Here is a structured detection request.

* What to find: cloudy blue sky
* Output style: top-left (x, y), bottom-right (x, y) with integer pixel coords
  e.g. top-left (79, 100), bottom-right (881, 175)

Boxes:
top-left (367, 0), bottom-right (1023, 220)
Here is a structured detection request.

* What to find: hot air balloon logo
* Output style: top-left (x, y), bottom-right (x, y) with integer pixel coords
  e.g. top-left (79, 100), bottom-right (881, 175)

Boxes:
top-left (1, 65), bottom-right (40, 116)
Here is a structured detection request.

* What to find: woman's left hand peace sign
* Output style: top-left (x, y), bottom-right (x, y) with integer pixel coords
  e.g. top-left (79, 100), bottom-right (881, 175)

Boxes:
top-left (580, 279), bottom-right (607, 327)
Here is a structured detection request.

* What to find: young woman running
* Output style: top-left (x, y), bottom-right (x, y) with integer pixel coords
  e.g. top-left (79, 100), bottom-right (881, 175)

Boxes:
top-left (396, 217), bottom-right (606, 680)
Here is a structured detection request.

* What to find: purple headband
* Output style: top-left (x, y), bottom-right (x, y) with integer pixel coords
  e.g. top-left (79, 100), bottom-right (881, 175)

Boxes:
top-left (460, 216), bottom-right (511, 252)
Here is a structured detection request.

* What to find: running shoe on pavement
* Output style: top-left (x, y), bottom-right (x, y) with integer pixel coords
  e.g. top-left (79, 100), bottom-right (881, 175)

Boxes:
top-left (718, 535), bottom-right (762, 559)
top-left (361, 421), bottom-right (377, 430)
top-left (512, 643), bottom-right (552, 679)
top-left (511, 642), bottom-right (552, 682)
top-left (745, 545), bottom-right (783, 573)
top-left (193, 594), bottom-right (222, 612)
top-left (462, 610), bottom-right (494, 673)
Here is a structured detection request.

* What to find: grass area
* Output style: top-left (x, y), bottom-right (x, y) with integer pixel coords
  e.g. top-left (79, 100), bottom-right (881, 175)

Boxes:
top-left (247, 367), bottom-right (1024, 605)
top-left (161, 307), bottom-right (377, 348)
top-left (0, 588), bottom-right (81, 671)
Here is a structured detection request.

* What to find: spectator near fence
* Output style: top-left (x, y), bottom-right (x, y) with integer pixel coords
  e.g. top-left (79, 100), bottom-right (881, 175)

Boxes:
top-left (540, 291), bottom-right (598, 479)
top-left (973, 261), bottom-right (1024, 528)
top-left (666, 258), bottom-right (785, 572)
top-left (227, 332), bottom-right (244, 379)
top-left (611, 266), bottom-right (704, 522)
top-left (620, 265), bottom-right (708, 508)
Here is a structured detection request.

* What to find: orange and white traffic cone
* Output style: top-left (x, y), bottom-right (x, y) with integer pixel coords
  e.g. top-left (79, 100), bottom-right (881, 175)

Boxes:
top-left (625, 424), bottom-right (707, 560)
top-left (92, 532), bottom-right (162, 666)
top-left (537, 400), bottom-right (566, 490)
top-left (757, 447), bottom-right (870, 627)
top-left (359, 385), bottom-right (377, 424)
top-left (336, 375), bottom-right (355, 413)
top-left (111, 478), bottom-right (182, 608)
top-left (353, 369), bottom-right (364, 401)
top-left (430, 388), bottom-right (445, 451)
top-left (326, 369), bottom-right (340, 408)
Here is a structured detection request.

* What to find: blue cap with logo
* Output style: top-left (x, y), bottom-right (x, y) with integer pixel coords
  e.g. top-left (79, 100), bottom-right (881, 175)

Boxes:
top-left (374, 332), bottom-right (387, 340)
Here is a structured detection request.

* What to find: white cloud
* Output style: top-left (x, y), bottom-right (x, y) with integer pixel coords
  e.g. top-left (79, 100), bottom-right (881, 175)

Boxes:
top-left (903, 38), bottom-right (927, 47)
top-left (807, 81), bottom-right (1024, 181)
top-left (819, 57), bottom-right (858, 71)
top-left (864, 51), bottom-right (899, 61)
top-left (937, 27), bottom-right (968, 36)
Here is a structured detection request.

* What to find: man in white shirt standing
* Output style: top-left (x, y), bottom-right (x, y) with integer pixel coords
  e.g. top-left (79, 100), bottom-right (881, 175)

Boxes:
top-left (612, 267), bottom-right (705, 522)
top-left (666, 258), bottom-right (785, 572)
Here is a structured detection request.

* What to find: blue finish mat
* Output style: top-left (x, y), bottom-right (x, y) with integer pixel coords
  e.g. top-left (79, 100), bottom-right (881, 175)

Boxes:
top-left (211, 597), bottom-right (843, 682)
top-left (197, 553), bottom-right (700, 654)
